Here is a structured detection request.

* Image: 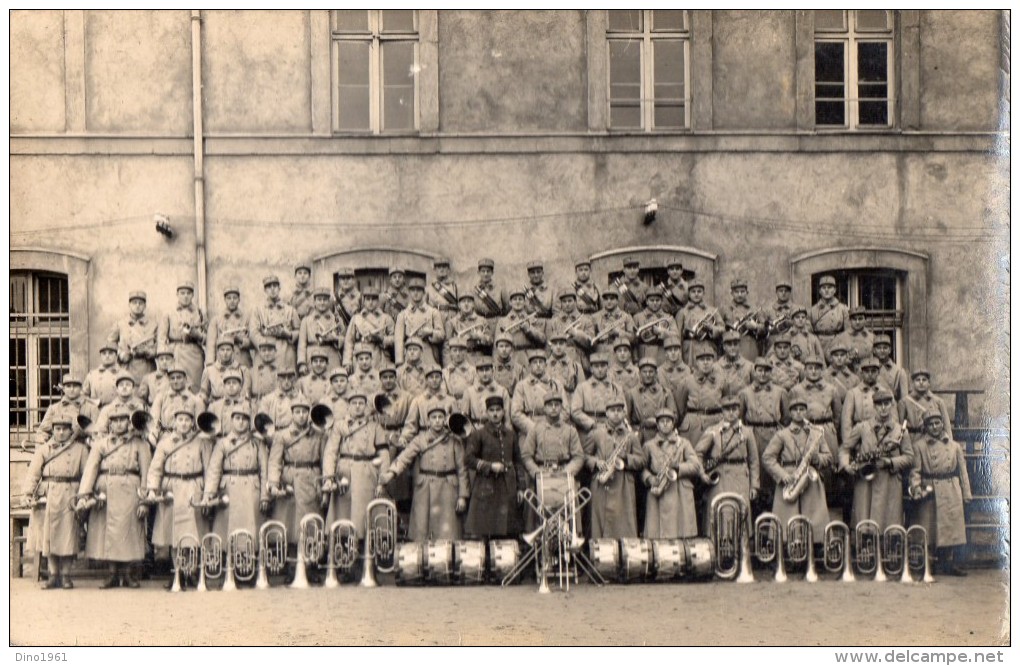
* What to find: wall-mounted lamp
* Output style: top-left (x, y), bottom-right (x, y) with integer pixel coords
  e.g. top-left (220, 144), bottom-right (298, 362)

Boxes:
top-left (155, 213), bottom-right (175, 240)
top-left (643, 198), bottom-right (658, 226)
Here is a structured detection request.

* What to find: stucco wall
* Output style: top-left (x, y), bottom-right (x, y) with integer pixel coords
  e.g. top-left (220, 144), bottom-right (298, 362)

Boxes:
top-left (10, 10), bottom-right (66, 133)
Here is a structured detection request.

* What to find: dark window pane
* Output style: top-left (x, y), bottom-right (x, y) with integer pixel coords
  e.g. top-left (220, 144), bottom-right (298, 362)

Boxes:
top-left (652, 10), bottom-right (685, 31)
top-left (859, 83), bottom-right (888, 99)
top-left (11, 338), bottom-right (26, 370)
top-left (856, 10), bottom-right (890, 31)
top-left (10, 275), bottom-right (28, 314)
top-left (815, 42), bottom-right (845, 83)
top-left (382, 42), bottom-right (415, 131)
top-left (814, 10), bottom-right (846, 32)
top-left (36, 275), bottom-right (69, 314)
top-left (653, 40), bottom-right (684, 100)
top-left (609, 39), bottom-right (642, 103)
top-left (816, 101), bottom-right (845, 126)
top-left (815, 83), bottom-right (845, 99)
top-left (382, 10), bottom-right (415, 33)
top-left (608, 10), bottom-right (642, 32)
top-left (335, 10), bottom-right (368, 32)
top-left (337, 42), bottom-right (371, 131)
top-left (39, 337), bottom-right (50, 365)
top-left (610, 104), bottom-right (642, 129)
top-left (858, 42), bottom-right (888, 82)
top-left (859, 274), bottom-right (898, 310)
top-left (61, 338), bottom-right (70, 364)
top-left (654, 104), bottom-right (685, 129)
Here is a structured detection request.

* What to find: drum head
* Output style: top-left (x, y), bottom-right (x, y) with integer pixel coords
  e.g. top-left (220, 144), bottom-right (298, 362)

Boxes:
top-left (395, 542), bottom-right (424, 585)
top-left (455, 541), bottom-right (486, 584)
top-left (589, 538), bottom-right (620, 582)
top-left (620, 538), bottom-right (652, 583)
top-left (684, 538), bottom-right (716, 578)
top-left (652, 539), bottom-right (686, 581)
top-left (426, 540), bottom-right (454, 585)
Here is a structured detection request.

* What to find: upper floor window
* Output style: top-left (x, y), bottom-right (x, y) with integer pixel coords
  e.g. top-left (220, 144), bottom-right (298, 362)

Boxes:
top-left (331, 10), bottom-right (418, 133)
top-left (814, 10), bottom-right (895, 129)
top-left (607, 10), bottom-right (689, 131)
top-left (10, 271), bottom-right (70, 433)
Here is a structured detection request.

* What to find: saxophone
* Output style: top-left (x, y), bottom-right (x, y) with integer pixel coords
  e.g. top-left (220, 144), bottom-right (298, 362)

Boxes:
top-left (781, 421), bottom-right (824, 503)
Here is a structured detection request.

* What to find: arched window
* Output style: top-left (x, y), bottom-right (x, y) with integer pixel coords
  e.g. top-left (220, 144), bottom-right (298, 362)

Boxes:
top-left (312, 246), bottom-right (436, 295)
top-left (589, 244), bottom-right (717, 294)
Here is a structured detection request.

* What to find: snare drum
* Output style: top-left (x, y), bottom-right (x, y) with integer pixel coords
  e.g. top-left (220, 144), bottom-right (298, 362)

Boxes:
top-left (425, 539), bottom-right (455, 585)
top-left (684, 537), bottom-right (715, 578)
top-left (620, 538), bottom-right (653, 583)
top-left (488, 540), bottom-right (520, 583)
top-left (589, 538), bottom-right (621, 582)
top-left (395, 542), bottom-right (424, 585)
top-left (652, 539), bottom-right (686, 581)
top-left (455, 541), bottom-right (487, 584)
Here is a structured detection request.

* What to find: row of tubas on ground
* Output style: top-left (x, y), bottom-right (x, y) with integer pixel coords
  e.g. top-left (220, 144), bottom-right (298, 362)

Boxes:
top-left (163, 492), bottom-right (933, 592)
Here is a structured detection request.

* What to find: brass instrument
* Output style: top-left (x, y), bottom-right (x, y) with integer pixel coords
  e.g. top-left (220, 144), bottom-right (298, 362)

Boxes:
top-left (261, 322), bottom-right (290, 341)
top-left (910, 482), bottom-right (934, 501)
top-left (324, 519), bottom-right (359, 589)
top-left (197, 411), bottom-right (220, 436)
top-left (786, 515), bottom-right (818, 582)
top-left (656, 281), bottom-right (682, 311)
top-left (692, 308), bottom-right (721, 341)
top-left (855, 519), bottom-right (885, 581)
top-left (311, 404), bottom-right (334, 432)
top-left (196, 533), bottom-right (223, 592)
top-left (291, 513), bottom-right (327, 589)
top-left (503, 312), bottom-right (539, 335)
top-left (128, 334), bottom-right (157, 355)
top-left (854, 420), bottom-right (908, 481)
top-left (11, 493), bottom-right (46, 510)
top-left (596, 432), bottom-right (630, 485)
top-left (734, 308), bottom-right (766, 336)
top-left (636, 315), bottom-right (672, 342)
top-left (454, 319), bottom-right (487, 343)
top-left (906, 525), bottom-right (934, 583)
top-left (709, 492), bottom-right (755, 583)
top-left (754, 512), bottom-right (787, 583)
top-left (882, 524), bottom-right (908, 580)
top-left (361, 498), bottom-right (399, 587)
top-left (224, 529), bottom-right (257, 590)
top-left (138, 488), bottom-right (174, 505)
top-left (781, 421), bottom-right (823, 503)
top-left (314, 320), bottom-right (343, 344)
top-left (355, 320), bottom-right (388, 344)
top-left (253, 413), bottom-right (275, 444)
top-left (767, 314), bottom-right (792, 336)
top-left (256, 520), bottom-right (287, 589)
top-left (651, 440), bottom-right (683, 495)
top-left (823, 520), bottom-right (855, 583)
top-left (590, 317), bottom-right (626, 346)
top-left (171, 534), bottom-right (200, 593)
top-left (218, 327), bottom-right (247, 344)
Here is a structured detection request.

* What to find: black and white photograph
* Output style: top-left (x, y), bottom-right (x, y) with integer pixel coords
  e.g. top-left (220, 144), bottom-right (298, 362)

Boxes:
top-left (6, 7), bottom-right (1011, 652)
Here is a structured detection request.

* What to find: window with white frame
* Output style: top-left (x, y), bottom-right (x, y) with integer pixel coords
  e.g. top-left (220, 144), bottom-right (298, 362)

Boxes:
top-left (10, 271), bottom-right (71, 433)
top-left (606, 10), bottom-right (689, 131)
top-left (814, 10), bottom-right (895, 129)
top-left (811, 269), bottom-right (906, 362)
top-left (331, 10), bottom-right (418, 133)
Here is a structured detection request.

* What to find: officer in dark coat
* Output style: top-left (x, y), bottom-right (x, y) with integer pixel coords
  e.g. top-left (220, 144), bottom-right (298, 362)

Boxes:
top-left (463, 396), bottom-right (524, 539)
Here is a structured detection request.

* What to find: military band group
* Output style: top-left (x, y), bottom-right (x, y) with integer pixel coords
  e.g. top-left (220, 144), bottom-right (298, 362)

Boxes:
top-left (22, 255), bottom-right (973, 589)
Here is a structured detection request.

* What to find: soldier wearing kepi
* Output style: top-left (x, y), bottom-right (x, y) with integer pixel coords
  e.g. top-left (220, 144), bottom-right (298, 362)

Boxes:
top-left (399, 365), bottom-right (458, 446)
top-left (24, 417), bottom-right (90, 589)
top-left (492, 334), bottom-right (526, 395)
top-left (830, 305), bottom-right (874, 369)
top-left (496, 285), bottom-right (547, 368)
top-left (570, 352), bottom-right (627, 449)
top-left (460, 357), bottom-right (512, 431)
top-left (150, 365), bottom-right (204, 441)
top-left (634, 287), bottom-right (680, 364)
top-left (546, 288), bottom-right (595, 372)
top-left (206, 285), bottom-right (254, 369)
top-left (674, 344), bottom-right (725, 448)
top-left (809, 274), bottom-right (850, 357)
top-left (824, 341), bottom-right (861, 403)
top-left (473, 258), bottom-right (507, 321)
top-left (511, 349), bottom-right (569, 439)
top-left (138, 348), bottom-right (175, 408)
top-left (250, 275), bottom-right (300, 371)
top-left (372, 362), bottom-right (413, 519)
top-left (909, 409), bottom-right (972, 576)
top-left (378, 404), bottom-right (470, 541)
top-left (902, 369), bottom-right (954, 440)
top-left (572, 258), bottom-right (601, 316)
top-left (873, 334), bottom-right (909, 404)
top-left (394, 277), bottom-right (445, 368)
top-left (343, 288), bottom-right (395, 370)
top-left (289, 263), bottom-right (314, 320)
top-left (657, 336), bottom-right (692, 410)
top-left (660, 256), bottom-right (688, 316)
top-left (677, 279), bottom-right (724, 366)
top-left (641, 409), bottom-right (702, 540)
top-left (109, 290), bottom-right (158, 385)
top-left (84, 342), bottom-right (122, 409)
top-left (696, 396), bottom-right (759, 533)
top-left (442, 337), bottom-right (477, 401)
top-left (206, 368), bottom-right (254, 434)
top-left (546, 332), bottom-right (584, 394)
top-left (426, 257), bottom-right (460, 319)
top-left (198, 338), bottom-right (250, 406)
top-left (396, 337), bottom-right (429, 396)
top-left (788, 307), bottom-right (825, 366)
top-left (380, 267), bottom-right (410, 322)
top-left (766, 333), bottom-right (804, 391)
top-left (158, 280), bottom-right (207, 393)
top-left (94, 370), bottom-right (146, 435)
top-left (333, 267), bottom-right (362, 333)
top-left (298, 287), bottom-right (344, 373)
top-left (840, 388), bottom-right (913, 532)
top-left (77, 403), bottom-right (152, 588)
top-left (258, 366), bottom-right (303, 431)
top-left (616, 258), bottom-right (647, 317)
top-left (629, 356), bottom-right (676, 443)
top-left (445, 291), bottom-right (492, 368)
top-left (585, 398), bottom-right (644, 539)
top-left (463, 395), bottom-right (525, 542)
top-left (267, 398), bottom-right (327, 580)
top-left (523, 260), bottom-right (555, 319)
top-left (720, 278), bottom-right (765, 361)
top-left (715, 330), bottom-right (754, 398)
top-left (737, 357), bottom-right (789, 514)
top-left (296, 346), bottom-right (332, 404)
top-left (840, 357), bottom-right (888, 444)
top-left (590, 285), bottom-right (635, 357)
top-left (39, 373), bottom-right (98, 438)
top-left (519, 393), bottom-right (586, 531)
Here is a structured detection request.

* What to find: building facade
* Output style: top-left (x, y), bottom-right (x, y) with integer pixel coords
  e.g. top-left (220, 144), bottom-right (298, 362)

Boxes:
top-left (10, 10), bottom-right (1009, 505)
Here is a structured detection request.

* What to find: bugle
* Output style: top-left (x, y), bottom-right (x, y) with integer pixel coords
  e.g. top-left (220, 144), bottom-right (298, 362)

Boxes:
top-left (823, 520), bottom-right (855, 583)
top-left (373, 393), bottom-right (393, 416)
top-left (754, 512), bottom-right (787, 582)
top-left (128, 334), bottom-right (157, 355)
top-left (448, 412), bottom-right (472, 438)
top-left (196, 533), bottom-right (223, 592)
top-left (786, 515), bottom-right (818, 582)
top-left (710, 492), bottom-right (755, 583)
top-left (324, 519), bottom-right (359, 588)
top-left (137, 487), bottom-right (173, 505)
top-left (256, 520), bottom-right (287, 589)
top-left (590, 317), bottom-right (626, 346)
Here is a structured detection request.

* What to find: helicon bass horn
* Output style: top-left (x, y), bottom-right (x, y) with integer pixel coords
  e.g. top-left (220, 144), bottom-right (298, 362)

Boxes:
top-left (291, 513), bottom-right (327, 589)
top-left (709, 492), bottom-right (754, 583)
top-left (786, 515), bottom-right (818, 582)
top-left (906, 525), bottom-right (934, 584)
top-left (855, 519), bottom-right (885, 582)
top-left (225, 529), bottom-right (257, 590)
top-left (754, 512), bottom-right (787, 583)
top-left (361, 498), bottom-right (399, 587)
top-left (256, 520), bottom-right (287, 589)
top-left (324, 519), bottom-right (358, 589)
top-left (171, 534), bottom-right (200, 593)
top-left (882, 524), bottom-right (908, 582)
top-left (823, 520), bottom-right (855, 583)
top-left (196, 533), bottom-right (223, 592)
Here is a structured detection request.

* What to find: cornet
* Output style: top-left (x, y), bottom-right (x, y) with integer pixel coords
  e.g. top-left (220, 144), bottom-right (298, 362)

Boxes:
top-left (636, 316), bottom-right (672, 342)
top-left (256, 520), bottom-right (287, 589)
top-left (754, 513), bottom-right (787, 582)
top-left (823, 520), bottom-right (855, 583)
top-left (786, 515), bottom-right (818, 582)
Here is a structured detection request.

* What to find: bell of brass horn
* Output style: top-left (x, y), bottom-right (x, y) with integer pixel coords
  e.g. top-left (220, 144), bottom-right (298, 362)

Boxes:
top-left (254, 413), bottom-right (275, 438)
top-left (76, 414), bottom-right (94, 434)
top-left (373, 393), bottom-right (392, 415)
top-left (197, 411), bottom-right (220, 436)
top-left (311, 404), bottom-right (334, 431)
top-left (448, 412), bottom-right (471, 438)
top-left (130, 410), bottom-right (151, 433)
top-left (858, 461), bottom-right (878, 482)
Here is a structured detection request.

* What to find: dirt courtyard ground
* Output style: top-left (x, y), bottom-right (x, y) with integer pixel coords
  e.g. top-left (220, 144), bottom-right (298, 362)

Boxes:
top-left (9, 568), bottom-right (1009, 647)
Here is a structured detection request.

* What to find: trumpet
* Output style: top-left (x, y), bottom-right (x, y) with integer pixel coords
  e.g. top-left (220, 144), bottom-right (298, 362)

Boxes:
top-left (503, 312), bottom-right (538, 335)
top-left (754, 512), bottom-right (787, 583)
top-left (256, 520), bottom-right (287, 589)
top-left (224, 529), bottom-right (257, 590)
top-left (855, 519), bottom-right (885, 581)
top-left (710, 492), bottom-right (755, 583)
top-left (196, 533), bottom-right (223, 592)
top-left (361, 498), bottom-right (399, 587)
top-left (324, 519), bottom-right (359, 588)
top-left (786, 515), bottom-right (818, 582)
top-left (291, 513), bottom-right (327, 589)
top-left (823, 520), bottom-right (855, 583)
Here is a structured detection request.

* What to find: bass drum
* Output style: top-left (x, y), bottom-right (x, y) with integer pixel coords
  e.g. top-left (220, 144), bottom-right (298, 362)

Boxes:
top-left (488, 540), bottom-right (520, 584)
top-left (651, 539), bottom-right (686, 581)
top-left (454, 541), bottom-right (487, 585)
top-left (395, 542), bottom-right (424, 586)
top-left (589, 538), bottom-right (620, 582)
top-left (620, 538), bottom-right (652, 583)
top-left (684, 538), bottom-right (716, 579)
top-left (425, 539), bottom-right (455, 585)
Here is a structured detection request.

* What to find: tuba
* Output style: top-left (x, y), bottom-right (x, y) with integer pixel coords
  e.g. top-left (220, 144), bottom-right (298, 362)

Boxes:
top-left (324, 519), bottom-right (359, 589)
top-left (786, 515), bottom-right (818, 583)
top-left (171, 534), bottom-right (201, 593)
top-left (754, 512), bottom-right (787, 582)
top-left (823, 520), bottom-right (855, 583)
top-left (906, 525), bottom-right (934, 584)
top-left (256, 520), bottom-right (287, 589)
top-left (361, 498), bottom-right (399, 587)
top-left (225, 529), bottom-right (258, 590)
top-left (855, 519), bottom-right (885, 581)
top-left (882, 524), bottom-right (908, 581)
top-left (291, 513), bottom-right (327, 589)
top-left (709, 493), bottom-right (755, 583)
top-left (196, 533), bottom-right (223, 592)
